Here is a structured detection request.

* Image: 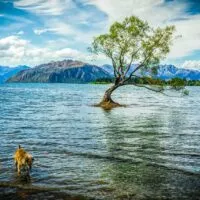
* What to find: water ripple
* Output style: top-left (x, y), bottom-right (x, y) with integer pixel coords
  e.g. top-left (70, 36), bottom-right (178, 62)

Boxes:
top-left (0, 83), bottom-right (200, 199)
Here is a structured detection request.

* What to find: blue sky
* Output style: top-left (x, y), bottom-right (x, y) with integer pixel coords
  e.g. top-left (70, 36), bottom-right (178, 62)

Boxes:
top-left (0, 0), bottom-right (200, 69)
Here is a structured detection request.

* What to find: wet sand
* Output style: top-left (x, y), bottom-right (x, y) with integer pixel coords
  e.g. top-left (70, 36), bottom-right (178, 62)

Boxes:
top-left (0, 184), bottom-right (92, 200)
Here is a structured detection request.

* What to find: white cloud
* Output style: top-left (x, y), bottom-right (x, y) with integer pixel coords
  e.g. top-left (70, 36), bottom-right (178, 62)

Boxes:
top-left (34, 18), bottom-right (103, 45)
top-left (55, 48), bottom-right (80, 57)
top-left (0, 35), bottom-right (104, 67)
top-left (0, 36), bottom-right (28, 51)
top-left (14, 0), bottom-right (72, 16)
top-left (33, 19), bottom-right (75, 36)
top-left (85, 0), bottom-right (165, 25)
top-left (15, 0), bottom-right (106, 40)
top-left (166, 14), bottom-right (200, 60)
top-left (45, 20), bottom-right (75, 36)
top-left (2, 14), bottom-right (33, 24)
top-left (85, 0), bottom-right (200, 63)
top-left (0, 36), bottom-right (28, 66)
top-left (16, 31), bottom-right (24, 35)
top-left (7, 0), bottom-right (200, 69)
top-left (33, 28), bottom-right (50, 35)
top-left (0, 14), bottom-right (33, 33)
top-left (182, 60), bottom-right (200, 70)
top-left (84, 0), bottom-right (187, 28)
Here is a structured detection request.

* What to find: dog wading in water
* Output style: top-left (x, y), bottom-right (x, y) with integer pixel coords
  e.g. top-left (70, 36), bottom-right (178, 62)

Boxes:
top-left (14, 145), bottom-right (34, 176)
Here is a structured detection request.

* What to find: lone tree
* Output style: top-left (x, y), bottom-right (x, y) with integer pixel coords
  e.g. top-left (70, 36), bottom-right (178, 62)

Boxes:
top-left (90, 16), bottom-right (185, 109)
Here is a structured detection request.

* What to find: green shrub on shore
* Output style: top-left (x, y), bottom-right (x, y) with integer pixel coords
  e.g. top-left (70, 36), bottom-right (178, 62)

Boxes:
top-left (92, 77), bottom-right (200, 86)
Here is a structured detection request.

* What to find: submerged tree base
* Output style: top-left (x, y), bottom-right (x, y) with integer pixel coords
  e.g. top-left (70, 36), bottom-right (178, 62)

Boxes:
top-left (94, 100), bottom-right (125, 110)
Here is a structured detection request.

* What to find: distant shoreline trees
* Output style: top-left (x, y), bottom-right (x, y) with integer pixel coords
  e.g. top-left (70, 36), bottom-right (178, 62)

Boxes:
top-left (92, 77), bottom-right (200, 87)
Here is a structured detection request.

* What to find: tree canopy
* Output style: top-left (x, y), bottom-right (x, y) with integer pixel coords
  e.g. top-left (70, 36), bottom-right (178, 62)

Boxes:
top-left (90, 16), bottom-right (187, 109)
top-left (90, 16), bottom-right (175, 82)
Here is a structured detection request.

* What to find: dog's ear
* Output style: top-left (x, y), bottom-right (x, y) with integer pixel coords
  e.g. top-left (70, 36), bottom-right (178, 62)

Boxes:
top-left (18, 145), bottom-right (21, 149)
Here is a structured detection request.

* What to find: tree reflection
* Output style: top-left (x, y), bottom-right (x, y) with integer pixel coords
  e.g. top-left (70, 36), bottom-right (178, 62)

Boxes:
top-left (99, 108), bottom-right (200, 199)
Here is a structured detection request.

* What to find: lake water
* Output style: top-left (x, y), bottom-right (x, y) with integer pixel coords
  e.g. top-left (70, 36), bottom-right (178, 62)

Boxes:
top-left (0, 83), bottom-right (200, 200)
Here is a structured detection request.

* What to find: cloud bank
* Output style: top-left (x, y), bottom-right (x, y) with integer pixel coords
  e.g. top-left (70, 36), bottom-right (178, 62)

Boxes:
top-left (0, 0), bottom-right (199, 69)
top-left (182, 60), bottom-right (200, 70)
top-left (0, 35), bottom-right (106, 67)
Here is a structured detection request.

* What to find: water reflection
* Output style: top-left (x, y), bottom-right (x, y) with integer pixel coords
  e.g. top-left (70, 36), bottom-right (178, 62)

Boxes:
top-left (101, 106), bottom-right (200, 199)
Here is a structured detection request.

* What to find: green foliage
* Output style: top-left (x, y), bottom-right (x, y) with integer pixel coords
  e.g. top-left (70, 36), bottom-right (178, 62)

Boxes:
top-left (91, 78), bottom-right (114, 84)
top-left (183, 89), bottom-right (189, 95)
top-left (168, 77), bottom-right (186, 90)
top-left (92, 77), bottom-right (200, 88)
top-left (150, 66), bottom-right (159, 76)
top-left (89, 15), bottom-right (191, 97)
top-left (186, 80), bottom-right (200, 86)
top-left (90, 16), bottom-right (175, 79)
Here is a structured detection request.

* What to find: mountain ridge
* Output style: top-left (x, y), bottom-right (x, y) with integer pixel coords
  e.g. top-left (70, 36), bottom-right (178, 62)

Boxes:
top-left (7, 60), bottom-right (111, 83)
top-left (2, 60), bottom-right (200, 83)
top-left (0, 65), bottom-right (30, 83)
top-left (101, 64), bottom-right (200, 80)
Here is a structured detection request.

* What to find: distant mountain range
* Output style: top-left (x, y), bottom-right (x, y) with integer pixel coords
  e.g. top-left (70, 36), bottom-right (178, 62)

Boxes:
top-left (0, 60), bottom-right (199, 83)
top-left (7, 60), bottom-right (111, 83)
top-left (101, 64), bottom-right (200, 80)
top-left (0, 65), bottom-right (29, 83)
top-left (156, 64), bottom-right (200, 80)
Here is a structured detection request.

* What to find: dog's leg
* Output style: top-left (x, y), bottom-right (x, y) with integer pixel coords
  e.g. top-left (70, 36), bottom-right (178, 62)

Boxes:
top-left (17, 164), bottom-right (21, 175)
top-left (15, 161), bottom-right (18, 171)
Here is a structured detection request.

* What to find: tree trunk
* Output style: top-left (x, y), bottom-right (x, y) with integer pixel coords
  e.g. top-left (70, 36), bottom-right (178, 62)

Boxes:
top-left (98, 84), bottom-right (122, 109)
top-left (102, 84), bottom-right (119, 103)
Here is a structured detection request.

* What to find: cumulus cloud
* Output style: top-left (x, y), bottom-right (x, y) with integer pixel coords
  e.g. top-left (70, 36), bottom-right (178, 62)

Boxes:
top-left (0, 36), bottom-right (28, 51)
top-left (0, 35), bottom-right (102, 67)
top-left (6, 0), bottom-right (200, 69)
top-left (182, 60), bottom-right (200, 70)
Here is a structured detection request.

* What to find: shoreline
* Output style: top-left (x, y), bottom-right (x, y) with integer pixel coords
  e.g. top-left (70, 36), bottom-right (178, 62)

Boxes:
top-left (0, 183), bottom-right (92, 200)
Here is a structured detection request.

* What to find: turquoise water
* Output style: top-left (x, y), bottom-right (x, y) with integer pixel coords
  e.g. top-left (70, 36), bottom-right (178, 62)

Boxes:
top-left (0, 83), bottom-right (200, 199)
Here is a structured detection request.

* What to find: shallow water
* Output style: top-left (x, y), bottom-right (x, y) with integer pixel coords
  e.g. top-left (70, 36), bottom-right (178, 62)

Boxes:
top-left (0, 83), bottom-right (200, 199)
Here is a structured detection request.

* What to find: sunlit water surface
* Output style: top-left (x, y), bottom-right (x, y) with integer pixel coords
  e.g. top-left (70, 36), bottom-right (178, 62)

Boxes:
top-left (0, 83), bottom-right (200, 199)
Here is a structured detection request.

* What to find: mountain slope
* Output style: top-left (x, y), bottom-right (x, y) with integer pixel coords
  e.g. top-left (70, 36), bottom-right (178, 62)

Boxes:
top-left (101, 64), bottom-right (200, 80)
top-left (7, 60), bottom-right (111, 83)
top-left (0, 65), bottom-right (30, 83)
top-left (156, 65), bottom-right (200, 80)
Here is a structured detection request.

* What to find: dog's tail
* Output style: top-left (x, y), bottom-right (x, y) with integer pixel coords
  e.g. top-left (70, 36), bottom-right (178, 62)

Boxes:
top-left (18, 145), bottom-right (21, 149)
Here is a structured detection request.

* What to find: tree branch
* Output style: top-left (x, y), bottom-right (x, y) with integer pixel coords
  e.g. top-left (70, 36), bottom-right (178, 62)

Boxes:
top-left (124, 60), bottom-right (146, 83)
top-left (123, 77), bottom-right (185, 97)
top-left (124, 31), bottom-right (169, 82)
top-left (125, 82), bottom-right (174, 96)
top-left (124, 45), bottom-right (143, 77)
top-left (107, 51), bottom-right (118, 77)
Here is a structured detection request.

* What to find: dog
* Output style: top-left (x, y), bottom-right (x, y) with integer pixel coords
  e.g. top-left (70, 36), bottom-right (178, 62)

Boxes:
top-left (14, 145), bottom-right (34, 175)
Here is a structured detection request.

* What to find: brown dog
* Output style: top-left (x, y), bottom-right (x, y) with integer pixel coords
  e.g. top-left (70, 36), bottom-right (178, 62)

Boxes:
top-left (14, 145), bottom-right (34, 175)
